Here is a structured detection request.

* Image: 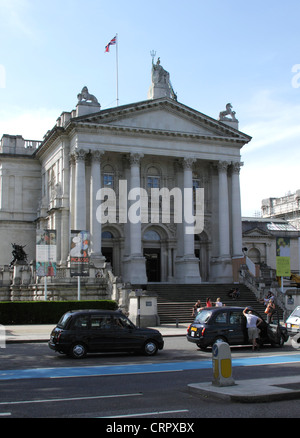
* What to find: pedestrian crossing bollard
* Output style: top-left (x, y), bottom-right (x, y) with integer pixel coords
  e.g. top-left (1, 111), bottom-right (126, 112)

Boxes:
top-left (212, 340), bottom-right (235, 387)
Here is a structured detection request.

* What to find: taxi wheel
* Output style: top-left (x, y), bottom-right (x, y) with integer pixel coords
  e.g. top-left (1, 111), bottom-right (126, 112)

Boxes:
top-left (143, 340), bottom-right (158, 356)
top-left (69, 342), bottom-right (87, 359)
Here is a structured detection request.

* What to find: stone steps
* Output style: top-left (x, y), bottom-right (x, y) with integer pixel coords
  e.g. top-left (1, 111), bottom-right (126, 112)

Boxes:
top-left (146, 284), bottom-right (275, 324)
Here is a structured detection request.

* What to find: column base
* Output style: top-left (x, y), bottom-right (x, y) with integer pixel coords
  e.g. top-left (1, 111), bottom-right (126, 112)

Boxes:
top-left (122, 255), bottom-right (148, 285)
top-left (175, 256), bottom-right (201, 284)
top-left (90, 254), bottom-right (106, 269)
top-left (210, 256), bottom-right (233, 282)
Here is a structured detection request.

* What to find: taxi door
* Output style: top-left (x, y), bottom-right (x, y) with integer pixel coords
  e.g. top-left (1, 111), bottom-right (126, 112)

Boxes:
top-left (228, 310), bottom-right (247, 345)
top-left (113, 314), bottom-right (140, 350)
top-left (88, 315), bottom-right (115, 352)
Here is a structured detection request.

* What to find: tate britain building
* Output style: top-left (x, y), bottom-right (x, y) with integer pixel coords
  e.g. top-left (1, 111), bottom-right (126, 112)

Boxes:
top-left (0, 60), bottom-right (251, 289)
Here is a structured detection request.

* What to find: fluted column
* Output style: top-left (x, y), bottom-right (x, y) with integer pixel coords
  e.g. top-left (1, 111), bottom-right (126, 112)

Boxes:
top-left (182, 157), bottom-right (196, 257)
top-left (175, 157), bottom-right (201, 284)
top-left (129, 153), bottom-right (144, 256)
top-left (217, 161), bottom-right (230, 257)
top-left (74, 149), bottom-right (87, 230)
top-left (231, 161), bottom-right (243, 257)
top-left (122, 153), bottom-right (147, 284)
top-left (90, 150), bottom-right (104, 259)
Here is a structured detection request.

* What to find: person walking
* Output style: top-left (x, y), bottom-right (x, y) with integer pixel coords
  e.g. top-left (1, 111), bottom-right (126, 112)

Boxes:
top-left (265, 299), bottom-right (276, 323)
top-left (243, 307), bottom-right (263, 351)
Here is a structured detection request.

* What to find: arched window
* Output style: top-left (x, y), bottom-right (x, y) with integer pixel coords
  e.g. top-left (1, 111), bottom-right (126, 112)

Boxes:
top-left (102, 231), bottom-right (114, 239)
top-left (147, 166), bottom-right (160, 190)
top-left (143, 230), bottom-right (161, 241)
top-left (103, 164), bottom-right (114, 189)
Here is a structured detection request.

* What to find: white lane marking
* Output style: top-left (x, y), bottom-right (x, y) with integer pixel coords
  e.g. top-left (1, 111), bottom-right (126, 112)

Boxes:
top-left (0, 393), bottom-right (142, 406)
top-left (101, 409), bottom-right (189, 418)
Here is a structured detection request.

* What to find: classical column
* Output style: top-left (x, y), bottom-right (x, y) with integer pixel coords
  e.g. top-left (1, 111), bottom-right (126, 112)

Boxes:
top-left (129, 153), bottom-right (144, 257)
top-left (74, 149), bottom-right (87, 230)
top-left (231, 162), bottom-right (243, 257)
top-left (123, 153), bottom-right (147, 284)
top-left (175, 157), bottom-right (201, 284)
top-left (90, 150), bottom-right (105, 265)
top-left (217, 161), bottom-right (230, 257)
top-left (60, 141), bottom-right (71, 266)
top-left (182, 157), bottom-right (196, 257)
top-left (60, 209), bottom-right (69, 266)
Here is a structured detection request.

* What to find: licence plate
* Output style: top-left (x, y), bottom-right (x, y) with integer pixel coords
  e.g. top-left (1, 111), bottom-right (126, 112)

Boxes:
top-left (191, 327), bottom-right (197, 331)
top-left (292, 324), bottom-right (299, 329)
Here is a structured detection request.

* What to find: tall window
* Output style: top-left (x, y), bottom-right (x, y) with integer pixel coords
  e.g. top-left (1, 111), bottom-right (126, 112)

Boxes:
top-left (103, 173), bottom-right (114, 188)
top-left (147, 176), bottom-right (160, 190)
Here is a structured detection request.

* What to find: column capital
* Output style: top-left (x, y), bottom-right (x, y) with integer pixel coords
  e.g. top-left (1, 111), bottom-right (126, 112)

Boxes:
top-left (182, 157), bottom-right (196, 170)
top-left (217, 160), bottom-right (230, 172)
top-left (231, 161), bottom-right (244, 174)
top-left (74, 149), bottom-right (87, 162)
top-left (90, 150), bottom-right (104, 162)
top-left (129, 152), bottom-right (144, 166)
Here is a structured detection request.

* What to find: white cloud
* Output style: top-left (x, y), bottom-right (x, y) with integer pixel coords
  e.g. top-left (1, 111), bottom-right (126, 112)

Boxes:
top-left (240, 89), bottom-right (300, 152)
top-left (0, 108), bottom-right (59, 140)
top-left (239, 89), bottom-right (300, 216)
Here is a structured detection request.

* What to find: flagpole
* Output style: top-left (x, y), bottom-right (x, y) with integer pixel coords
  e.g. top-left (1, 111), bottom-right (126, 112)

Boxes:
top-left (116, 33), bottom-right (119, 106)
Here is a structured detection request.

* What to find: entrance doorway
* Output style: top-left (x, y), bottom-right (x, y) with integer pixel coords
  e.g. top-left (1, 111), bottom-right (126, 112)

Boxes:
top-left (102, 247), bottom-right (113, 267)
top-left (144, 248), bottom-right (161, 282)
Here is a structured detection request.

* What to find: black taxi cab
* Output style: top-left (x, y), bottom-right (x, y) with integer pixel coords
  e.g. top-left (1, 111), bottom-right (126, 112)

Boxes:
top-left (49, 309), bottom-right (164, 358)
top-left (187, 306), bottom-right (288, 350)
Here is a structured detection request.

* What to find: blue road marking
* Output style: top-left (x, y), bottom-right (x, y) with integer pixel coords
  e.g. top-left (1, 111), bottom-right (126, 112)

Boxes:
top-left (0, 354), bottom-right (300, 381)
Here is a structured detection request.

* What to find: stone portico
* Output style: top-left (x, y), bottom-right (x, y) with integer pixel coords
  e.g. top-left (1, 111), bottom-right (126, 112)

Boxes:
top-left (0, 60), bottom-right (251, 292)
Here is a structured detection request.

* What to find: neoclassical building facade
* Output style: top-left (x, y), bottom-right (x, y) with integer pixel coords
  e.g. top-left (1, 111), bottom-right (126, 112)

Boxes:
top-left (0, 62), bottom-right (251, 285)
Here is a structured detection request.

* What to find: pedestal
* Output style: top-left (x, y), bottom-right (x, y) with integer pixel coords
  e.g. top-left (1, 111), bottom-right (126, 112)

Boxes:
top-left (128, 290), bottom-right (159, 327)
top-left (210, 257), bottom-right (233, 283)
top-left (12, 261), bottom-right (28, 286)
top-left (175, 256), bottom-right (201, 284)
top-left (123, 256), bottom-right (148, 285)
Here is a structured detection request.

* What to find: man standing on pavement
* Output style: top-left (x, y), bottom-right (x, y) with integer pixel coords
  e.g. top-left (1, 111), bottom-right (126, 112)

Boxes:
top-left (243, 307), bottom-right (263, 351)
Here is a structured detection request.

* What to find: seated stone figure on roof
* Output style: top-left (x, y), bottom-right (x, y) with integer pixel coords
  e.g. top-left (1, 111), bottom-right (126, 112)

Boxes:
top-left (77, 86), bottom-right (99, 104)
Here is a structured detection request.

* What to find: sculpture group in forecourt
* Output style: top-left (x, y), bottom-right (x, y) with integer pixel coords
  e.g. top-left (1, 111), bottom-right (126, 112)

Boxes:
top-left (10, 243), bottom-right (28, 267)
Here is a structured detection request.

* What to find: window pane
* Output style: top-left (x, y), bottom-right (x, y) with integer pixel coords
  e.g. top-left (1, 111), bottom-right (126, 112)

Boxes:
top-left (229, 312), bottom-right (242, 325)
top-left (147, 177), bottom-right (160, 189)
top-left (144, 230), bottom-right (161, 241)
top-left (215, 312), bottom-right (227, 324)
top-left (104, 174), bottom-right (114, 188)
top-left (90, 316), bottom-right (112, 329)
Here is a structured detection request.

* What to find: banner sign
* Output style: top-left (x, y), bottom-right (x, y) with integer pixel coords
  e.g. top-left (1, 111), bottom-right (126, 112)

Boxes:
top-left (36, 230), bottom-right (57, 277)
top-left (70, 230), bottom-right (90, 277)
top-left (276, 237), bottom-right (291, 277)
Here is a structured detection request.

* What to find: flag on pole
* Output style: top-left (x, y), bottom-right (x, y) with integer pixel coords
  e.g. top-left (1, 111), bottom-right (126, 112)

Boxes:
top-left (105, 35), bottom-right (117, 53)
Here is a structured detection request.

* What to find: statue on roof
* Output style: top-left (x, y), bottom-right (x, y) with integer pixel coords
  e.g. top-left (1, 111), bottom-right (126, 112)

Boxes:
top-left (148, 54), bottom-right (177, 101)
top-left (219, 103), bottom-right (238, 122)
top-left (77, 86), bottom-right (99, 104)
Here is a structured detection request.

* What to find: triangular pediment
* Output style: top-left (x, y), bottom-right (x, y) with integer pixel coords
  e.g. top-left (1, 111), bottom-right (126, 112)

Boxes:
top-left (243, 227), bottom-right (272, 238)
top-left (73, 98), bottom-right (251, 143)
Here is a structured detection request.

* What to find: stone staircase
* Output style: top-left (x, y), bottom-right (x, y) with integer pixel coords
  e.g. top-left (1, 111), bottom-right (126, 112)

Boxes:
top-left (146, 283), bottom-right (272, 324)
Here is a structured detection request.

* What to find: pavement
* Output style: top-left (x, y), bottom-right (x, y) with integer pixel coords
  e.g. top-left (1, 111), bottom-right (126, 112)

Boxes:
top-left (4, 323), bottom-right (189, 343)
top-left (3, 323), bottom-right (300, 404)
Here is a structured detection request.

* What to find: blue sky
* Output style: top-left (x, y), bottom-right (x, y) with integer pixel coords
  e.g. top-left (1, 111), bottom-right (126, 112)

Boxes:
top-left (1, 0), bottom-right (300, 216)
